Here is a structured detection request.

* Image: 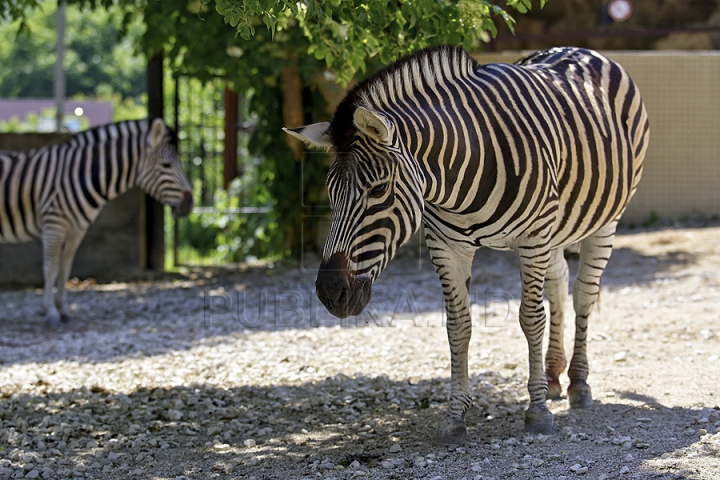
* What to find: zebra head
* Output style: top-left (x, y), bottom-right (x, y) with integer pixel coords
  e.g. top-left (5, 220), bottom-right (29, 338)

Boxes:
top-left (285, 107), bottom-right (425, 318)
top-left (136, 118), bottom-right (194, 218)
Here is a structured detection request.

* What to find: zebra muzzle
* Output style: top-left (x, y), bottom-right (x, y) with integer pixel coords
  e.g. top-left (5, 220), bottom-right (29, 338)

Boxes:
top-left (316, 252), bottom-right (372, 318)
top-left (172, 191), bottom-right (194, 218)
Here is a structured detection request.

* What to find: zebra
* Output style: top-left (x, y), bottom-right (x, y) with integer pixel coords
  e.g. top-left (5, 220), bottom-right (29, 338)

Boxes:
top-left (284, 45), bottom-right (649, 444)
top-left (0, 118), bottom-right (193, 327)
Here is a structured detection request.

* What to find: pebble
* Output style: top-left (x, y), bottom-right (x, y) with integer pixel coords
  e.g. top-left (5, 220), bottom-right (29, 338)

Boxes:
top-left (388, 443), bottom-right (402, 453)
top-left (619, 466), bottom-right (630, 474)
top-left (243, 439), bottom-right (257, 448)
top-left (570, 463), bottom-right (588, 474)
top-left (614, 351), bottom-right (627, 362)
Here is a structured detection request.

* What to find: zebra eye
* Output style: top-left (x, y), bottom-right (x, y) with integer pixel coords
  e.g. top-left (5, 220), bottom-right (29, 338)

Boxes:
top-left (368, 182), bottom-right (389, 199)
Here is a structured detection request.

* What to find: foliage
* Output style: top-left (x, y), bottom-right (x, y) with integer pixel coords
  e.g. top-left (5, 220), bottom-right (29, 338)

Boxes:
top-left (0, 1), bottom-right (146, 102)
top-left (212, 0), bottom-right (546, 85)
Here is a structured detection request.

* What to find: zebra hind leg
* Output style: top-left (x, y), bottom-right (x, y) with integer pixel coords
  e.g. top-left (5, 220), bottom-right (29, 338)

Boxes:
top-left (516, 243), bottom-right (554, 434)
top-left (567, 222), bottom-right (618, 409)
top-left (41, 224), bottom-right (68, 328)
top-left (425, 232), bottom-right (475, 445)
top-left (545, 248), bottom-right (569, 400)
top-left (55, 229), bottom-right (86, 323)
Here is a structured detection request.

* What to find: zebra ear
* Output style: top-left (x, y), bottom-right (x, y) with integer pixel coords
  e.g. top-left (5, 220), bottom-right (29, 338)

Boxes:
top-left (149, 118), bottom-right (166, 149)
top-left (353, 107), bottom-right (391, 144)
top-left (282, 122), bottom-right (333, 151)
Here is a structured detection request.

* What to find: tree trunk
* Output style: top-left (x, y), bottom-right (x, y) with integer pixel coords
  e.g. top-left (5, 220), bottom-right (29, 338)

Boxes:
top-left (280, 66), bottom-right (304, 160)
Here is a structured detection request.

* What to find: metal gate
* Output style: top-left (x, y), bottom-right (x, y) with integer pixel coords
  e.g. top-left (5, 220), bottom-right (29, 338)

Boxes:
top-left (170, 76), bottom-right (265, 266)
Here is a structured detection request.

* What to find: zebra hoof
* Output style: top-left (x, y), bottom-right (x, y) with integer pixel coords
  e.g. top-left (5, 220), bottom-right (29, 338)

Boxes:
top-left (568, 381), bottom-right (593, 408)
top-left (524, 404), bottom-right (553, 434)
top-left (546, 381), bottom-right (563, 400)
top-left (45, 313), bottom-right (62, 329)
top-left (436, 421), bottom-right (468, 445)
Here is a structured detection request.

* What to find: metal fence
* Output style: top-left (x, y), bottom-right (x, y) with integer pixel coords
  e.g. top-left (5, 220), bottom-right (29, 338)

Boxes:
top-left (170, 76), bottom-right (271, 266)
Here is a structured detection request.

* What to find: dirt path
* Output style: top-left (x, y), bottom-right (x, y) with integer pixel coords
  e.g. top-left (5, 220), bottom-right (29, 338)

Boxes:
top-left (1, 223), bottom-right (719, 479)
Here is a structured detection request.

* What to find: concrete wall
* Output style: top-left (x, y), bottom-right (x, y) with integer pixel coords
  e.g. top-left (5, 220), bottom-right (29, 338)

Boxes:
top-left (471, 51), bottom-right (720, 224)
top-left (0, 134), bottom-right (145, 287)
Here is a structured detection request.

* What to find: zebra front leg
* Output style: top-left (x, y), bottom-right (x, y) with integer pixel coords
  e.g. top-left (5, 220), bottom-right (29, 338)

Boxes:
top-left (55, 229), bottom-right (86, 323)
top-left (41, 224), bottom-right (68, 328)
top-left (567, 222), bottom-right (617, 408)
top-left (545, 248), bottom-right (569, 400)
top-left (426, 232), bottom-right (475, 445)
top-left (516, 244), bottom-right (554, 434)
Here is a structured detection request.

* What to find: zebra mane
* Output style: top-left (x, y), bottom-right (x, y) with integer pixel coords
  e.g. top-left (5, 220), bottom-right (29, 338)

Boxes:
top-left (61, 118), bottom-right (177, 147)
top-left (330, 45), bottom-right (477, 152)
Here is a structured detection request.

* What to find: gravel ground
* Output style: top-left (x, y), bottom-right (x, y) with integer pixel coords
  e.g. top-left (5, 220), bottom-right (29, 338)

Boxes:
top-left (1, 222), bottom-right (719, 480)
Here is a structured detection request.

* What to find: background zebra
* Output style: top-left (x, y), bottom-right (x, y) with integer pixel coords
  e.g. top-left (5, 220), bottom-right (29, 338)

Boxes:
top-left (286, 45), bottom-right (649, 444)
top-left (0, 118), bottom-right (193, 327)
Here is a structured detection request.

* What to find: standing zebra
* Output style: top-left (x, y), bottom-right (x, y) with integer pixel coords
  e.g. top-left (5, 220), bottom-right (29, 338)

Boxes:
top-left (285, 46), bottom-right (649, 444)
top-left (0, 118), bottom-right (193, 327)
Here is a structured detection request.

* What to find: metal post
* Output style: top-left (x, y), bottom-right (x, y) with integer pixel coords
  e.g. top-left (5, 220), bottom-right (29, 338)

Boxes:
top-left (223, 82), bottom-right (239, 190)
top-left (54, 0), bottom-right (66, 131)
top-left (145, 54), bottom-right (166, 271)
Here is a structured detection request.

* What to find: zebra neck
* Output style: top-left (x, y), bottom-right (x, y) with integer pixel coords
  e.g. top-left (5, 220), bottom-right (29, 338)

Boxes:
top-left (62, 123), bottom-right (146, 205)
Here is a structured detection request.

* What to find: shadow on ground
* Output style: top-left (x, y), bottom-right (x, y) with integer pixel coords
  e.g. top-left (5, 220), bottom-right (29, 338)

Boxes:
top-left (0, 375), bottom-right (716, 480)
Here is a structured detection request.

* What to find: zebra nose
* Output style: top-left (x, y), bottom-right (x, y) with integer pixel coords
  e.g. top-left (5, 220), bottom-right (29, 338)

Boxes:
top-left (173, 191), bottom-right (193, 218)
top-left (316, 252), bottom-right (353, 318)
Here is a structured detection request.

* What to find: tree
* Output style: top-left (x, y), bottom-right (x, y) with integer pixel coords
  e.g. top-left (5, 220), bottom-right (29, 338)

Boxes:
top-left (0, 1), bottom-right (146, 114)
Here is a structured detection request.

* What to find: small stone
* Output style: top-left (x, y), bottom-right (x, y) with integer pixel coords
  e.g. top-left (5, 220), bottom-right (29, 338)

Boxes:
top-left (614, 351), bottom-right (627, 362)
top-left (164, 409), bottom-right (183, 421)
top-left (91, 462), bottom-right (102, 469)
top-left (24, 470), bottom-right (40, 479)
top-left (207, 426), bottom-right (222, 436)
top-left (86, 440), bottom-right (99, 449)
top-left (388, 443), bottom-right (402, 453)
top-left (350, 460), bottom-right (360, 468)
top-left (625, 454), bottom-right (633, 462)
top-left (598, 475), bottom-right (608, 480)
top-left (619, 466), bottom-right (630, 474)
top-left (636, 417), bottom-right (652, 423)
top-left (243, 439), bottom-right (257, 448)
top-left (532, 459), bottom-right (544, 467)
top-left (471, 465), bottom-right (483, 472)
top-left (412, 456), bottom-right (425, 466)
top-left (699, 429), bottom-right (708, 436)
top-left (108, 452), bottom-right (119, 461)
top-left (381, 460), bottom-right (394, 468)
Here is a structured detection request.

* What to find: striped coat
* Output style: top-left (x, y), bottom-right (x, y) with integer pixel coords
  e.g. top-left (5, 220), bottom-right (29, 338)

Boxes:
top-left (286, 46), bottom-right (648, 443)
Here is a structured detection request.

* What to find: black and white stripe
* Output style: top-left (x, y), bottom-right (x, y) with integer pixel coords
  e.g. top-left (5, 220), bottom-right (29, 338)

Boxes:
top-left (0, 118), bottom-right (193, 327)
top-left (286, 45), bottom-right (649, 443)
